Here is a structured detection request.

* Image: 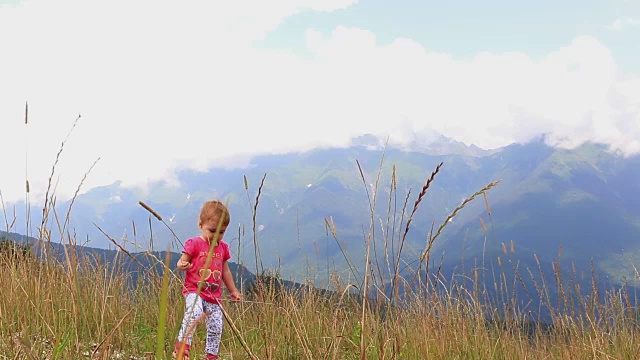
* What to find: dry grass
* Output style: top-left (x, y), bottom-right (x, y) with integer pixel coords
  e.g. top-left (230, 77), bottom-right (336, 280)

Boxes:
top-left (3, 113), bottom-right (640, 359)
top-left (4, 205), bottom-right (640, 360)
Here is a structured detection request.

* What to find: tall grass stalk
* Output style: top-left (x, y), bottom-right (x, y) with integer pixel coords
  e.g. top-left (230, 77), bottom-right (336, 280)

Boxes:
top-left (155, 250), bottom-right (172, 359)
top-left (5, 113), bottom-right (640, 358)
top-left (4, 205), bottom-right (640, 358)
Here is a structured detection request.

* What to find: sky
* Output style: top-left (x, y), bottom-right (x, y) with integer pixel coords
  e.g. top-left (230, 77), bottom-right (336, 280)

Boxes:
top-left (0, 0), bottom-right (639, 205)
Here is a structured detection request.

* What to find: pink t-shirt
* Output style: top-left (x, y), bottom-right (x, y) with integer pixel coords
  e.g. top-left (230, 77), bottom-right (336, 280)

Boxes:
top-left (181, 236), bottom-right (231, 303)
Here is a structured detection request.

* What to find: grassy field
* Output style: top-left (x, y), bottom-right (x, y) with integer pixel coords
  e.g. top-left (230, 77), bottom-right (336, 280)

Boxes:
top-left (2, 236), bottom-right (640, 359)
top-left (2, 137), bottom-right (640, 359)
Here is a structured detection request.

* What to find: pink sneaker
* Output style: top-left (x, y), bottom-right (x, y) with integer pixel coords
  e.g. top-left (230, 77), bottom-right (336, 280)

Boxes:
top-left (172, 341), bottom-right (190, 360)
top-left (204, 354), bottom-right (218, 360)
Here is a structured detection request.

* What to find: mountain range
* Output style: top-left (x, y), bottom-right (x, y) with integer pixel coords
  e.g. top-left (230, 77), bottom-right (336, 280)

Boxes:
top-left (3, 134), bottom-right (639, 298)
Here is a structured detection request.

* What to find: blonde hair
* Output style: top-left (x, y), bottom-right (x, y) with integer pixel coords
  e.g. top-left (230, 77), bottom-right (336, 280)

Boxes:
top-left (199, 200), bottom-right (231, 227)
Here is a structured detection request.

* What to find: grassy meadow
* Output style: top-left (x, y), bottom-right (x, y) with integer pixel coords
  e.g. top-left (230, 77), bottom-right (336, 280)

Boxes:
top-left (2, 146), bottom-right (640, 359)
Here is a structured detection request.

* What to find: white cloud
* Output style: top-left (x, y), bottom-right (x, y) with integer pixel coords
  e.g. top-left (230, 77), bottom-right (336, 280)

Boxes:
top-left (610, 17), bottom-right (640, 31)
top-left (307, 0), bottom-right (358, 12)
top-left (0, 1), bottom-right (638, 205)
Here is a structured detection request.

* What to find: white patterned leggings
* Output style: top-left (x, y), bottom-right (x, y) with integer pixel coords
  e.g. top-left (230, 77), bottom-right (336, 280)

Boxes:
top-left (177, 293), bottom-right (223, 355)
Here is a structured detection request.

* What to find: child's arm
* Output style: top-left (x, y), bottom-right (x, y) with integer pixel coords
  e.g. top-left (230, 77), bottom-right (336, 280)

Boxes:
top-left (222, 261), bottom-right (241, 301)
top-left (176, 253), bottom-right (192, 270)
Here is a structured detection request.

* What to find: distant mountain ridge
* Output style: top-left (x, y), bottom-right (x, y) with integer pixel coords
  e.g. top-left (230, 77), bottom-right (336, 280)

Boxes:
top-left (0, 229), bottom-right (257, 291)
top-left (349, 133), bottom-right (495, 157)
top-left (2, 134), bottom-right (639, 295)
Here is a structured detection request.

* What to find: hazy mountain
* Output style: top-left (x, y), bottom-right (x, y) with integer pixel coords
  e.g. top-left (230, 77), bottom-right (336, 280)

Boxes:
top-left (350, 133), bottom-right (496, 157)
top-left (0, 229), bottom-right (257, 291)
top-left (3, 134), bottom-right (640, 295)
top-left (434, 141), bottom-right (640, 287)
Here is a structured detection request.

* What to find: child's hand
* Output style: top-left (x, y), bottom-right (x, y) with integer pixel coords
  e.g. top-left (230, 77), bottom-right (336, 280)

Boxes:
top-left (229, 290), bottom-right (242, 302)
top-left (176, 259), bottom-right (192, 270)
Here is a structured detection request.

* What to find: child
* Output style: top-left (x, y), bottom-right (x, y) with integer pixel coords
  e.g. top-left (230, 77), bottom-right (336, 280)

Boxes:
top-left (173, 200), bottom-right (242, 360)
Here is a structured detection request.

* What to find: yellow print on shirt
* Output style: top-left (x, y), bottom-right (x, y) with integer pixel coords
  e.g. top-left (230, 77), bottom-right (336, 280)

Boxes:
top-left (199, 268), bottom-right (213, 281)
top-left (198, 268), bottom-right (222, 282)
